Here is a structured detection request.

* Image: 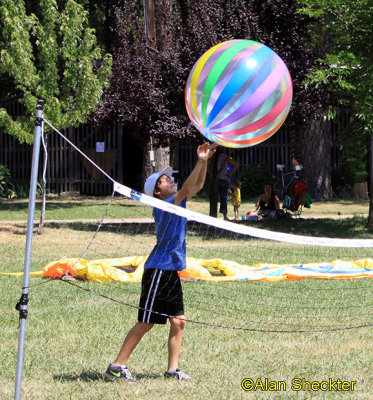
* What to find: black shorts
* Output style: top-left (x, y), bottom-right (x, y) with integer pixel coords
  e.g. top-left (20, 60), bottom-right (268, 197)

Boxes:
top-left (138, 269), bottom-right (184, 324)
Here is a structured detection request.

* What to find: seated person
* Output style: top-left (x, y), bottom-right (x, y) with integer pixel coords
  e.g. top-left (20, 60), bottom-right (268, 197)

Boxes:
top-left (247, 183), bottom-right (280, 219)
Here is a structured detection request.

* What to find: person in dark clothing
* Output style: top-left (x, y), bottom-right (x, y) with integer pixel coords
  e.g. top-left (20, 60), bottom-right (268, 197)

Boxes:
top-left (251, 183), bottom-right (280, 214)
top-left (216, 149), bottom-right (239, 220)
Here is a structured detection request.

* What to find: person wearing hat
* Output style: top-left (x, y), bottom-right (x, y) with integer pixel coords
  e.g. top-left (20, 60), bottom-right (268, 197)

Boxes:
top-left (104, 142), bottom-right (215, 383)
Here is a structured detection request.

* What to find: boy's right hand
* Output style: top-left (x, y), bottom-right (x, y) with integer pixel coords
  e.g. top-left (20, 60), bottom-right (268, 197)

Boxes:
top-left (197, 142), bottom-right (215, 161)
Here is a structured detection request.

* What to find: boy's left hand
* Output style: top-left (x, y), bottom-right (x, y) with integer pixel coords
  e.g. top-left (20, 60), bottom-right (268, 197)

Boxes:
top-left (197, 142), bottom-right (215, 161)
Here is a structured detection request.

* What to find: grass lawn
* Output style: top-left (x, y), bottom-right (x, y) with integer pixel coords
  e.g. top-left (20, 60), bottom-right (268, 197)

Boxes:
top-left (1, 196), bottom-right (373, 399)
top-left (0, 195), bottom-right (370, 221)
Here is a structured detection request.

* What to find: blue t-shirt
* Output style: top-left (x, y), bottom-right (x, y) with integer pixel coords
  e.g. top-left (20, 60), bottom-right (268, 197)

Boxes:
top-left (144, 195), bottom-right (187, 271)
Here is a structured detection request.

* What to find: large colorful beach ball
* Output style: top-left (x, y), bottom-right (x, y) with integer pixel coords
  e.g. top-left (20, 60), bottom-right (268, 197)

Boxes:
top-left (185, 40), bottom-right (293, 148)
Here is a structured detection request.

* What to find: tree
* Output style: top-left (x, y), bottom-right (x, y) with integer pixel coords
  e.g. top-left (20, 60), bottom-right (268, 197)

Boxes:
top-left (297, 0), bottom-right (373, 222)
top-left (95, 0), bottom-right (326, 211)
top-left (97, 0), bottom-right (324, 142)
top-left (0, 0), bottom-right (112, 233)
top-left (0, 0), bottom-right (112, 144)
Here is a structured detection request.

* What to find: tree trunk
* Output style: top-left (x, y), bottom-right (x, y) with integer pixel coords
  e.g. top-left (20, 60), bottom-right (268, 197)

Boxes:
top-left (367, 136), bottom-right (373, 229)
top-left (144, 0), bottom-right (157, 47)
top-left (353, 182), bottom-right (368, 200)
top-left (368, 197), bottom-right (373, 229)
top-left (143, 139), bottom-right (169, 183)
top-left (142, 0), bottom-right (170, 179)
top-left (154, 147), bottom-right (169, 170)
top-left (296, 116), bottom-right (332, 199)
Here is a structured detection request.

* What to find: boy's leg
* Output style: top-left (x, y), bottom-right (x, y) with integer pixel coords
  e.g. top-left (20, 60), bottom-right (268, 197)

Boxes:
top-left (165, 315), bottom-right (192, 381)
top-left (167, 315), bottom-right (186, 370)
top-left (114, 321), bottom-right (154, 366)
top-left (105, 322), bottom-right (153, 382)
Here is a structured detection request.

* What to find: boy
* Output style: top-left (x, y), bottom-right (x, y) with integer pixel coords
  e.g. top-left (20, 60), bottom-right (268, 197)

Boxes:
top-left (104, 142), bottom-right (214, 382)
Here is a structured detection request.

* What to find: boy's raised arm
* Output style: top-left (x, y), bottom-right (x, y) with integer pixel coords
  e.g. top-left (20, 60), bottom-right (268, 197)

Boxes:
top-left (174, 143), bottom-right (215, 205)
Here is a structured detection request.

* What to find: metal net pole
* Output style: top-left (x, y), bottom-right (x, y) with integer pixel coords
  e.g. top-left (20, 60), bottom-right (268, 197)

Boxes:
top-left (14, 100), bottom-right (44, 400)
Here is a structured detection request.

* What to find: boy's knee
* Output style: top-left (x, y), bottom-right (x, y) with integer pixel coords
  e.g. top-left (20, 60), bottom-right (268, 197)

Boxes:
top-left (136, 321), bottom-right (154, 332)
top-left (171, 316), bottom-right (186, 330)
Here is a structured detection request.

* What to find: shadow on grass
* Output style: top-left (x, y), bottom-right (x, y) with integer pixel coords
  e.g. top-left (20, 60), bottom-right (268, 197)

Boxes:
top-left (0, 199), bottom-right (140, 216)
top-left (53, 371), bottom-right (159, 382)
top-left (46, 221), bottom-right (156, 235)
top-left (3, 210), bottom-right (372, 239)
top-left (30, 216), bottom-right (373, 239)
top-left (0, 201), bottom-right (83, 213)
top-left (256, 216), bottom-right (373, 239)
top-left (312, 198), bottom-right (369, 205)
top-left (0, 225), bottom-right (27, 234)
top-left (189, 217), bottom-right (373, 239)
top-left (54, 371), bottom-right (103, 382)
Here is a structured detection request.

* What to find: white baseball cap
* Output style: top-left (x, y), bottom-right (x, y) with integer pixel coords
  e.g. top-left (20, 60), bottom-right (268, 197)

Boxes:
top-left (144, 166), bottom-right (174, 197)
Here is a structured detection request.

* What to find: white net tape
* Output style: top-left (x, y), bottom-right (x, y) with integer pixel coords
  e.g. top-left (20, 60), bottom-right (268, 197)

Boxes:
top-left (114, 182), bottom-right (373, 248)
top-left (41, 118), bottom-right (373, 332)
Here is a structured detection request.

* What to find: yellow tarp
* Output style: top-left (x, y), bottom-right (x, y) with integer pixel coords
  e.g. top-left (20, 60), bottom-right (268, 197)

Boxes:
top-left (3, 257), bottom-right (373, 282)
top-left (2, 257), bottom-right (373, 282)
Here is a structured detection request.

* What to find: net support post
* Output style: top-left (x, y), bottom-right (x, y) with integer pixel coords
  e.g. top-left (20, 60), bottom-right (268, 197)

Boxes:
top-left (14, 99), bottom-right (44, 400)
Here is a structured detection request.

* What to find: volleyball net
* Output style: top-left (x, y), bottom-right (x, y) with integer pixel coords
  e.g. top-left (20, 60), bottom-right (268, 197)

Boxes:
top-left (38, 118), bottom-right (373, 333)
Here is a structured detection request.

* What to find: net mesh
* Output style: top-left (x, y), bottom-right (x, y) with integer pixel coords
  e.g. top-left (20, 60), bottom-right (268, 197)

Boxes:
top-left (58, 186), bottom-right (373, 333)
top-left (44, 119), bottom-right (373, 333)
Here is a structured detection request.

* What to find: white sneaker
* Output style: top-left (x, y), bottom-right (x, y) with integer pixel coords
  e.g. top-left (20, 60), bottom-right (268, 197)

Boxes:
top-left (104, 364), bottom-right (136, 383)
top-left (164, 368), bottom-right (192, 381)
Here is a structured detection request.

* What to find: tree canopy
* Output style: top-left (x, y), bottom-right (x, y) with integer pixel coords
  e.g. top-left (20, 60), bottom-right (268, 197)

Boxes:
top-left (298, 0), bottom-right (373, 134)
top-left (94, 0), bottom-right (326, 147)
top-left (0, 0), bottom-right (112, 143)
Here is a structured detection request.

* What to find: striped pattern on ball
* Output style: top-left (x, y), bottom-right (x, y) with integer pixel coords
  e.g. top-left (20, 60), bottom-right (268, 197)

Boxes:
top-left (185, 40), bottom-right (293, 148)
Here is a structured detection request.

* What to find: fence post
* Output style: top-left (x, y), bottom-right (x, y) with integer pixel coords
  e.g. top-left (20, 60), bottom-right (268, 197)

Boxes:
top-left (14, 100), bottom-right (44, 400)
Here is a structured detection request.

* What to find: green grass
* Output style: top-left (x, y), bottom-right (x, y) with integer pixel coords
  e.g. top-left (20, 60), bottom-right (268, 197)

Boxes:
top-left (251, 216), bottom-right (373, 239)
top-left (0, 195), bottom-right (370, 221)
top-left (0, 196), bottom-right (145, 221)
top-left (302, 198), bottom-right (369, 216)
top-left (1, 273), bottom-right (373, 399)
top-left (1, 197), bottom-right (373, 399)
top-left (187, 196), bottom-right (370, 218)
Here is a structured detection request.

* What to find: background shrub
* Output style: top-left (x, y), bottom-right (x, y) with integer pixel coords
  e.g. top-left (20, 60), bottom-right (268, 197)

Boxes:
top-left (238, 165), bottom-right (273, 199)
top-left (0, 164), bottom-right (15, 199)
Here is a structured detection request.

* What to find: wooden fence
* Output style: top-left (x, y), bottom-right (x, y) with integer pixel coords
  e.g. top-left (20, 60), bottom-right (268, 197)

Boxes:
top-left (0, 98), bottom-right (123, 195)
top-left (44, 123), bottom-right (123, 195)
top-left (174, 112), bottom-right (348, 180)
top-left (173, 127), bottom-right (292, 181)
top-left (0, 122), bottom-right (124, 195)
top-left (0, 98), bottom-right (346, 195)
top-left (175, 126), bottom-right (343, 180)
